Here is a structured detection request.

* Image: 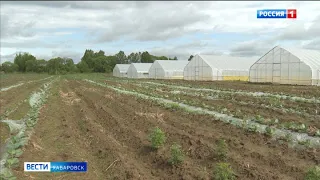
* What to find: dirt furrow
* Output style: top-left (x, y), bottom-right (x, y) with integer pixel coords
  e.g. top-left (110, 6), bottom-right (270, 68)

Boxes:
top-left (81, 80), bottom-right (319, 180)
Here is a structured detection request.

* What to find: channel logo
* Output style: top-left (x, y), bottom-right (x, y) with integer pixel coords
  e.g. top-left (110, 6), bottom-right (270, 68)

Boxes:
top-left (24, 162), bottom-right (87, 172)
top-left (257, 9), bottom-right (297, 19)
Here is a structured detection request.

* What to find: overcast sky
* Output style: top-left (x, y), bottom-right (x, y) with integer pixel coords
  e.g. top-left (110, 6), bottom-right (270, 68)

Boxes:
top-left (1, 1), bottom-right (320, 63)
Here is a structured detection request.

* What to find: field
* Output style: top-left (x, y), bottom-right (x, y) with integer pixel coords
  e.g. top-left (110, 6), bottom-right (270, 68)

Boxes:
top-left (0, 73), bottom-right (320, 180)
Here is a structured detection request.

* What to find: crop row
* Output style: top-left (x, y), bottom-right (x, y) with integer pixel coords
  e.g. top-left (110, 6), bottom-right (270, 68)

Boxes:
top-left (84, 79), bottom-right (320, 149)
top-left (0, 77), bottom-right (57, 180)
top-left (103, 79), bottom-right (320, 136)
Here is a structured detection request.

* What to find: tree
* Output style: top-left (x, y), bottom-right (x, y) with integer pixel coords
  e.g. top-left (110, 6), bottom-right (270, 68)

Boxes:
top-left (35, 59), bottom-right (47, 73)
top-left (115, 51), bottom-right (127, 64)
top-left (64, 58), bottom-right (76, 72)
top-left (104, 55), bottom-right (117, 73)
top-left (26, 59), bottom-right (36, 72)
top-left (188, 55), bottom-right (194, 61)
top-left (14, 52), bottom-right (36, 72)
top-left (141, 51), bottom-right (153, 63)
top-left (81, 49), bottom-right (95, 69)
top-left (1, 62), bottom-right (18, 73)
top-left (173, 56), bottom-right (178, 60)
top-left (77, 61), bottom-right (90, 73)
top-left (92, 56), bottom-right (107, 72)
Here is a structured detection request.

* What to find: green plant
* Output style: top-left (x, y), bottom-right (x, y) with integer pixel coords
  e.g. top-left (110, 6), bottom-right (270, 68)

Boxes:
top-left (248, 124), bottom-right (258, 132)
top-left (169, 143), bottom-right (184, 165)
top-left (5, 158), bottom-right (19, 168)
top-left (298, 139), bottom-right (311, 147)
top-left (7, 148), bottom-right (23, 158)
top-left (265, 126), bottom-right (275, 137)
top-left (0, 168), bottom-right (16, 180)
top-left (304, 166), bottom-right (320, 180)
top-left (214, 163), bottom-right (236, 180)
top-left (148, 127), bottom-right (166, 149)
top-left (216, 139), bottom-right (228, 161)
top-left (284, 133), bottom-right (293, 142)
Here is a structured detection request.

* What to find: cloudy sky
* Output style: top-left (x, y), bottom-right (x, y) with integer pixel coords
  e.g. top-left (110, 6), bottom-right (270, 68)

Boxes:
top-left (1, 1), bottom-right (319, 63)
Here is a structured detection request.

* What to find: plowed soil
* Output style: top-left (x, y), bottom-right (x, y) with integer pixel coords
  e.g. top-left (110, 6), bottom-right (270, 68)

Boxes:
top-left (146, 79), bottom-right (320, 99)
top-left (0, 80), bottom-right (48, 146)
top-left (103, 80), bottom-right (320, 129)
top-left (13, 79), bottom-right (319, 180)
top-left (0, 74), bottom-right (50, 88)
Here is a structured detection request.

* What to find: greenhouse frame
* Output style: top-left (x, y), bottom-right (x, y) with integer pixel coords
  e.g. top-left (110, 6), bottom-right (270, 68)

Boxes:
top-left (113, 64), bottom-right (130, 77)
top-left (183, 54), bottom-right (257, 81)
top-left (149, 60), bottom-right (189, 79)
top-left (249, 46), bottom-right (320, 86)
top-left (127, 63), bottom-right (153, 79)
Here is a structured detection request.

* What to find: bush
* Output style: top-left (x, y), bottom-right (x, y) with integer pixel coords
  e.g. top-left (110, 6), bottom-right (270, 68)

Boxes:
top-left (305, 166), bottom-right (320, 180)
top-left (148, 127), bottom-right (166, 149)
top-left (214, 163), bottom-right (236, 180)
top-left (169, 143), bottom-right (184, 165)
top-left (216, 139), bottom-right (228, 161)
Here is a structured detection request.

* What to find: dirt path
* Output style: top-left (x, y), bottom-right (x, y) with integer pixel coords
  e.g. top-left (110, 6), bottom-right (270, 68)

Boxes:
top-left (13, 79), bottom-right (319, 180)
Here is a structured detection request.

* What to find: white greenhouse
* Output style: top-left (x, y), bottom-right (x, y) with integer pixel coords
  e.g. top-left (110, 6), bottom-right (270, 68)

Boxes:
top-left (149, 60), bottom-right (189, 79)
top-left (127, 63), bottom-right (153, 79)
top-left (249, 46), bottom-right (320, 86)
top-left (183, 54), bottom-right (257, 81)
top-left (113, 64), bottom-right (130, 77)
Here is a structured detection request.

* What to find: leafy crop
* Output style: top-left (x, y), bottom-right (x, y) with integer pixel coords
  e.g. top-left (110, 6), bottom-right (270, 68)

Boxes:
top-left (214, 163), bottom-right (236, 180)
top-left (148, 127), bottom-right (166, 149)
top-left (216, 139), bottom-right (228, 161)
top-left (305, 166), bottom-right (320, 180)
top-left (169, 143), bottom-right (184, 165)
top-left (265, 126), bottom-right (275, 137)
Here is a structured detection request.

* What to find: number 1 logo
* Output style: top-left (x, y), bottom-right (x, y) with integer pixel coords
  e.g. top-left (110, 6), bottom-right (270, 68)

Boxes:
top-left (287, 9), bottom-right (297, 19)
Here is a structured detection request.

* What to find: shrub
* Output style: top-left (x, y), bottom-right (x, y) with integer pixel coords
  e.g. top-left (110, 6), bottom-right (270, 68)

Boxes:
top-left (169, 143), bottom-right (184, 165)
top-left (305, 166), bottom-right (320, 180)
top-left (148, 127), bottom-right (166, 149)
top-left (216, 139), bottom-right (228, 161)
top-left (214, 163), bottom-right (236, 180)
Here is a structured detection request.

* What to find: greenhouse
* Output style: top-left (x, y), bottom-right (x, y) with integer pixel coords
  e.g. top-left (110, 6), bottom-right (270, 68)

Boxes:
top-left (127, 63), bottom-right (153, 79)
top-left (249, 46), bottom-right (320, 86)
top-left (113, 64), bottom-right (130, 77)
top-left (149, 60), bottom-right (189, 79)
top-left (183, 54), bottom-right (257, 81)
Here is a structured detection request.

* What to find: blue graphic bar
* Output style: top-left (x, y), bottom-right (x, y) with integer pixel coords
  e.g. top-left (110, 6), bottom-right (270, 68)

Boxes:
top-left (257, 9), bottom-right (287, 18)
top-left (24, 162), bottom-right (87, 172)
top-left (50, 162), bottom-right (87, 172)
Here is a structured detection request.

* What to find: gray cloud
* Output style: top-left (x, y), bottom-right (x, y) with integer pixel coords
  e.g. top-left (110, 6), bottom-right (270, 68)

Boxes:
top-left (0, 1), bottom-right (148, 10)
top-left (229, 39), bottom-right (276, 57)
top-left (51, 51), bottom-right (83, 63)
top-left (0, 14), bottom-right (36, 39)
top-left (0, 53), bottom-right (16, 63)
top-left (95, 2), bottom-right (211, 42)
top-left (1, 1), bottom-right (320, 60)
top-left (303, 38), bottom-right (320, 50)
top-left (275, 15), bottom-right (320, 41)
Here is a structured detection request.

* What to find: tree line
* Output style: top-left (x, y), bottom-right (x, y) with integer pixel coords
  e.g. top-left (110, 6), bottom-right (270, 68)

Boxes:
top-left (0, 50), bottom-right (180, 74)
